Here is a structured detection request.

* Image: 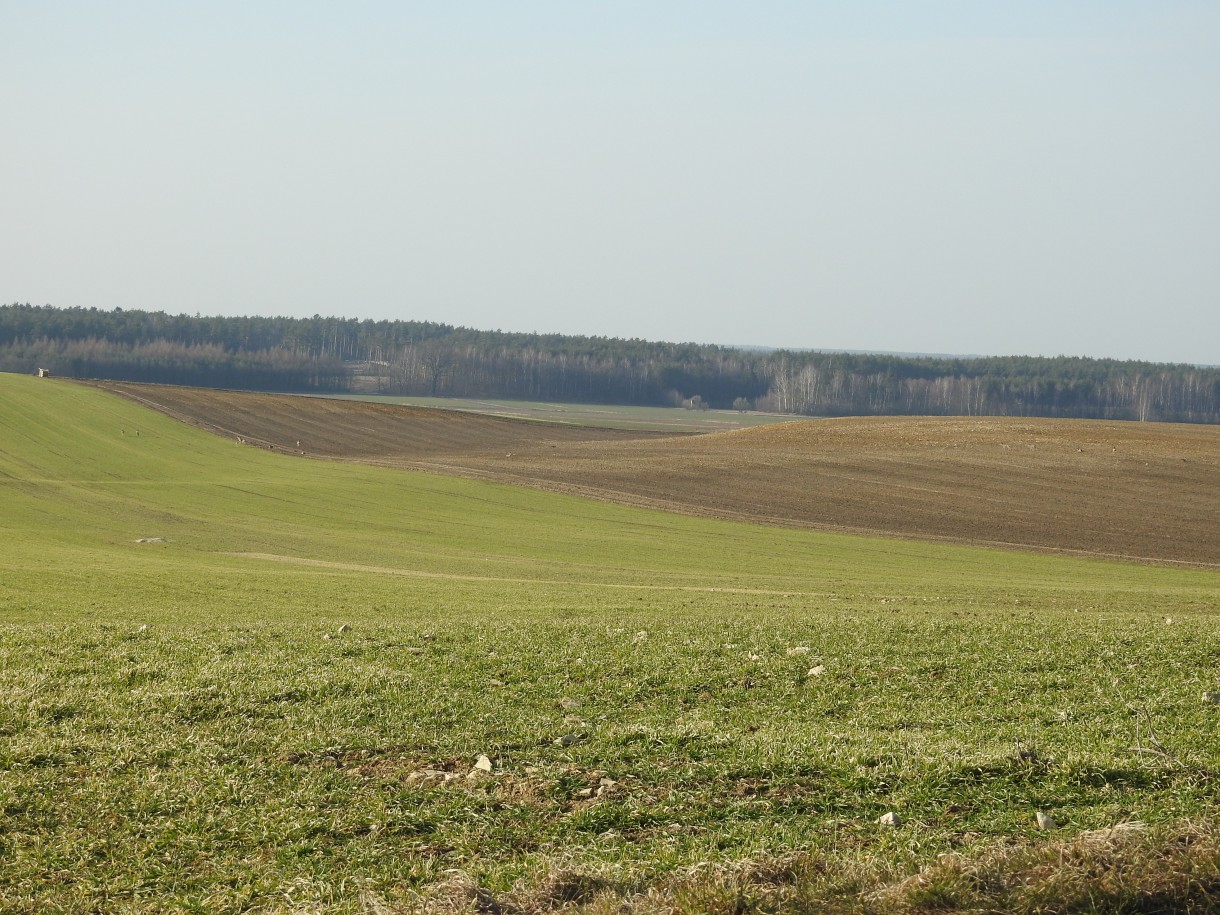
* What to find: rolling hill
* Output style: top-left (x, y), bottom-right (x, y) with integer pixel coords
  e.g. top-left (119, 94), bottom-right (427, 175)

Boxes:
top-left (90, 380), bottom-right (1220, 566)
top-left (5, 371), bottom-right (1220, 913)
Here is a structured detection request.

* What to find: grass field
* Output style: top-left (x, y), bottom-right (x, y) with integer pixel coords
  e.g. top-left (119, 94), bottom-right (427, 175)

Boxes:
top-left (323, 393), bottom-right (792, 432)
top-left (3, 373), bottom-right (1220, 913)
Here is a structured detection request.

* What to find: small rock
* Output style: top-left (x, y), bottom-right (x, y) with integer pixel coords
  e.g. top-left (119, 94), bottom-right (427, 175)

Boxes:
top-left (337, 624), bottom-right (352, 634)
top-left (407, 769), bottom-right (461, 788)
top-left (488, 678), bottom-right (504, 687)
top-left (807, 665), bottom-right (826, 677)
top-left (878, 811), bottom-right (902, 828)
top-left (138, 624), bottom-right (150, 633)
top-left (554, 734), bottom-right (580, 747)
top-left (1202, 691), bottom-right (1220, 704)
top-left (633, 630), bottom-right (648, 642)
top-left (472, 754), bottom-right (493, 774)
top-left (322, 633), bottom-right (333, 641)
top-left (576, 787), bottom-right (595, 798)
top-left (1036, 811), bottom-right (1057, 830)
top-left (786, 646), bottom-right (812, 656)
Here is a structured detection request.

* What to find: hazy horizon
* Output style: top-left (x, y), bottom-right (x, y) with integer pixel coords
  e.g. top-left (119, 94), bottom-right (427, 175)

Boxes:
top-left (4, 3), bottom-right (1217, 365)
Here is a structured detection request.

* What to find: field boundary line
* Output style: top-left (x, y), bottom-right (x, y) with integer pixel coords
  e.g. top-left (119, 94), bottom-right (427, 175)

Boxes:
top-left (223, 552), bottom-right (809, 595)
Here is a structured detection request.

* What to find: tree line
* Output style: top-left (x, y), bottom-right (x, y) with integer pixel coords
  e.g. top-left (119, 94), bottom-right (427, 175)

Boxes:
top-left (3, 303), bottom-right (1217, 423)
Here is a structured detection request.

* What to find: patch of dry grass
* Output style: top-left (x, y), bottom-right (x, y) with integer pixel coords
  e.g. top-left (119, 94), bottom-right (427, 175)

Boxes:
top-left (402, 820), bottom-right (1220, 914)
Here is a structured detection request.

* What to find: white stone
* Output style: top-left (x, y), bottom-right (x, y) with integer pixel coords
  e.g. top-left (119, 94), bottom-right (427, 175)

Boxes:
top-left (473, 754), bottom-right (493, 773)
top-left (878, 811), bottom-right (902, 828)
top-left (408, 769), bottom-right (460, 788)
top-left (1036, 811), bottom-right (1057, 830)
top-left (1202, 691), bottom-right (1220, 704)
top-left (808, 665), bottom-right (826, 677)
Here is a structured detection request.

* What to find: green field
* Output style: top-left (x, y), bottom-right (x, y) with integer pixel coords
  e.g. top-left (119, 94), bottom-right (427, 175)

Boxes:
top-left (324, 392), bottom-right (794, 432)
top-left (2, 373), bottom-right (1219, 913)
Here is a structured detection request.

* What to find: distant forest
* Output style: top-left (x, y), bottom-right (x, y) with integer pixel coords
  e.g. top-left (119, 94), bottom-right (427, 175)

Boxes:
top-left (3, 303), bottom-right (1218, 423)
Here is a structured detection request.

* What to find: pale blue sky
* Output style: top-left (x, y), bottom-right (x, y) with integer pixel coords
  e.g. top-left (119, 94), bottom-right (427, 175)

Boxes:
top-left (3, 3), bottom-right (1218, 363)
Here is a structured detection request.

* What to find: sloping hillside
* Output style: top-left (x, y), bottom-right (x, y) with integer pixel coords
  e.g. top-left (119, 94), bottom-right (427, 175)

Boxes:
top-left (452, 416), bottom-right (1220, 566)
top-left (86, 380), bottom-right (1220, 566)
top-left (88, 380), bottom-right (664, 457)
top-left (6, 372), bottom-right (1220, 915)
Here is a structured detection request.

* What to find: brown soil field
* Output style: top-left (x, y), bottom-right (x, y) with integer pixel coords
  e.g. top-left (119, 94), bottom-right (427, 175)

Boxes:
top-left (88, 381), bottom-right (661, 457)
top-left (90, 381), bottom-right (1220, 567)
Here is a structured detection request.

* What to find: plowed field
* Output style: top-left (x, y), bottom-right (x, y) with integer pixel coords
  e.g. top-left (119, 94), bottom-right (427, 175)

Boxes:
top-left (90, 381), bottom-right (1220, 566)
top-left (89, 381), bottom-right (659, 457)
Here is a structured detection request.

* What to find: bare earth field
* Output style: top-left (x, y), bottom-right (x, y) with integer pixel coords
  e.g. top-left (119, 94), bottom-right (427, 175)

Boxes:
top-left (92, 381), bottom-right (1220, 567)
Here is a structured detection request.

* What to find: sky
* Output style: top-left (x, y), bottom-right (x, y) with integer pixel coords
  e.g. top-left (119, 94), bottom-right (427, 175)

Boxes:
top-left (3, 2), bottom-right (1218, 364)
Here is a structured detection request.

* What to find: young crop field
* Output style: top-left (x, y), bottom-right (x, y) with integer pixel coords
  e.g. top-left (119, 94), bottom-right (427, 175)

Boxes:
top-left (326, 393), bottom-right (794, 432)
top-left (2, 373), bottom-right (1219, 913)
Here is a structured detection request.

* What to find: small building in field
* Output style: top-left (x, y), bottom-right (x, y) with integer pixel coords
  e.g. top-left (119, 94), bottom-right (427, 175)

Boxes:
top-left (37, 368), bottom-right (51, 378)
